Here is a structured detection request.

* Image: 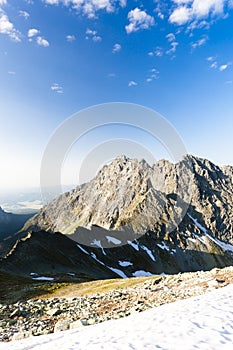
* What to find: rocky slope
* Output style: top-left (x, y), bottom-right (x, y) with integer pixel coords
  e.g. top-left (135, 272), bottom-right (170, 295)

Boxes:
top-left (1, 266), bottom-right (233, 342)
top-left (0, 155), bottom-right (233, 278)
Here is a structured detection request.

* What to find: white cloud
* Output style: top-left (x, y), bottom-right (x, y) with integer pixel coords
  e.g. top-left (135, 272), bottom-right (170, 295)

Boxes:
top-left (0, 0), bottom-right (7, 5)
top-left (128, 80), bottom-right (138, 87)
top-left (0, 11), bottom-right (21, 42)
top-left (86, 28), bottom-right (102, 42)
top-left (51, 83), bottom-right (63, 93)
top-left (44, 0), bottom-right (59, 4)
top-left (166, 41), bottom-right (179, 54)
top-left (148, 47), bottom-right (163, 57)
top-left (169, 6), bottom-right (192, 24)
top-left (210, 61), bottom-right (218, 69)
top-left (36, 36), bottom-right (49, 47)
top-left (8, 70), bottom-right (15, 75)
top-left (125, 8), bottom-right (155, 34)
top-left (43, 1), bottom-right (125, 18)
top-left (191, 36), bottom-right (208, 49)
top-left (19, 10), bottom-right (30, 19)
top-left (192, 0), bottom-right (224, 17)
top-left (119, 0), bottom-right (126, 7)
top-left (165, 33), bottom-right (179, 55)
top-left (146, 68), bottom-right (159, 83)
top-left (28, 28), bottom-right (39, 38)
top-left (112, 43), bottom-right (121, 53)
top-left (66, 34), bottom-right (75, 42)
top-left (92, 35), bottom-right (102, 42)
top-left (219, 63), bottom-right (230, 71)
top-left (157, 12), bottom-right (165, 20)
top-left (166, 33), bottom-right (176, 42)
top-left (86, 28), bottom-right (97, 36)
top-left (169, 0), bottom-right (231, 26)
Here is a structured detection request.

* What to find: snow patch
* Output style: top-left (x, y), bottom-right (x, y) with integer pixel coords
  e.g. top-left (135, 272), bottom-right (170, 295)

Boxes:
top-left (118, 261), bottom-right (133, 267)
top-left (77, 244), bottom-right (89, 255)
top-left (32, 276), bottom-right (54, 281)
top-left (132, 270), bottom-right (154, 277)
top-left (157, 241), bottom-right (170, 251)
top-left (206, 233), bottom-right (233, 253)
top-left (107, 267), bottom-right (127, 279)
top-left (188, 214), bottom-right (233, 252)
top-left (127, 240), bottom-right (139, 251)
top-left (188, 213), bottom-right (208, 234)
top-left (89, 252), bottom-right (127, 279)
top-left (106, 236), bottom-right (122, 245)
top-left (91, 239), bottom-right (106, 255)
top-left (140, 244), bottom-right (156, 261)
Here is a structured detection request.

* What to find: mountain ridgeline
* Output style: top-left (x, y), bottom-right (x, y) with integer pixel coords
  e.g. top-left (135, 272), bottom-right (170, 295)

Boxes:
top-left (0, 155), bottom-right (233, 281)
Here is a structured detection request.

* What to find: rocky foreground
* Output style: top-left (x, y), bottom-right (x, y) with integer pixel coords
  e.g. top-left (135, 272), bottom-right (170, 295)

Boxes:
top-left (1, 266), bottom-right (233, 342)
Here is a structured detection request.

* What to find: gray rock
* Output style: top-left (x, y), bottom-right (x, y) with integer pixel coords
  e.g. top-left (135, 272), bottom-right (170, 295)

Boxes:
top-left (46, 308), bottom-right (62, 317)
top-left (12, 331), bottom-right (32, 341)
top-left (69, 320), bottom-right (83, 329)
top-left (54, 320), bottom-right (70, 333)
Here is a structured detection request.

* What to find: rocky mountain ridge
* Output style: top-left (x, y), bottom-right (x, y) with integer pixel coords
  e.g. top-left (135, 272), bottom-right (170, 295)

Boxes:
top-left (0, 155), bottom-right (233, 280)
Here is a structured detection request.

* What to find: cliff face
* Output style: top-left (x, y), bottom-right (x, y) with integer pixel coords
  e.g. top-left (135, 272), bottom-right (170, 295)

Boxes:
top-left (25, 154), bottom-right (233, 244)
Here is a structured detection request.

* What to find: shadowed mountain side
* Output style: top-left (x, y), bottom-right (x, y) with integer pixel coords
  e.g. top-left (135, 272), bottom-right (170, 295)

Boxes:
top-left (0, 208), bottom-right (35, 241)
top-left (0, 229), bottom-right (232, 282)
top-left (0, 231), bottom-right (118, 281)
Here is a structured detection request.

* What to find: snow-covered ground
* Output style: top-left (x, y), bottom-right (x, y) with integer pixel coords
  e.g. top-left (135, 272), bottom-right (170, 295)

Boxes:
top-left (2, 284), bottom-right (233, 350)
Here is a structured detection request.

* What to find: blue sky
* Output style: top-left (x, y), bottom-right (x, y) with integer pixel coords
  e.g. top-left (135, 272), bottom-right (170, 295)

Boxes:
top-left (0, 0), bottom-right (233, 189)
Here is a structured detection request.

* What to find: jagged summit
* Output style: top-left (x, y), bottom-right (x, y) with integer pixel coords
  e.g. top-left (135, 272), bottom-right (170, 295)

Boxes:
top-left (24, 155), bottom-right (233, 242)
top-left (1, 155), bottom-right (233, 280)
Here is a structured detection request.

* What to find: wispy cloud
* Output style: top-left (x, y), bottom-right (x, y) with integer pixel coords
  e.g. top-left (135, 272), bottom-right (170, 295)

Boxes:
top-left (210, 61), bottom-right (218, 69)
top-left (112, 43), bottom-right (121, 53)
top-left (128, 80), bottom-right (138, 87)
top-left (43, 0), bottom-right (126, 19)
top-left (148, 46), bottom-right (163, 57)
top-left (66, 34), bottom-right (75, 42)
top-left (191, 36), bottom-right (208, 49)
top-left (208, 56), bottom-right (232, 71)
top-left (166, 33), bottom-right (176, 42)
top-left (19, 10), bottom-right (30, 19)
top-left (125, 8), bottom-right (155, 34)
top-left (51, 83), bottom-right (63, 94)
top-left (146, 68), bottom-right (159, 83)
top-left (108, 73), bottom-right (116, 78)
top-left (206, 56), bottom-right (216, 62)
